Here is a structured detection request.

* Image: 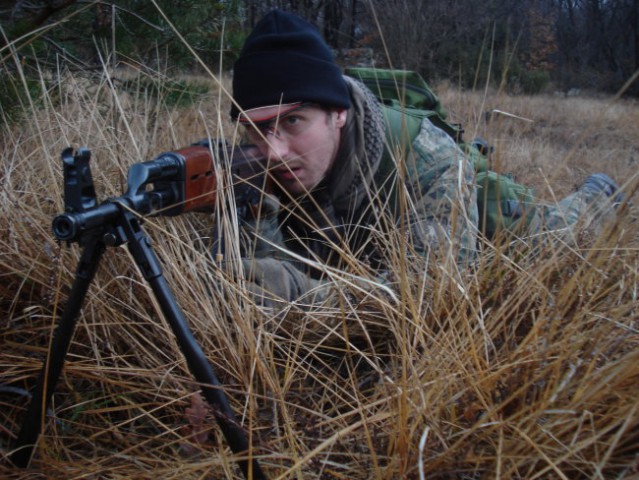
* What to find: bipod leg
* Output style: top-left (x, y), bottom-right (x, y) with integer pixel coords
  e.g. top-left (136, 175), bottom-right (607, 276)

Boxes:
top-left (11, 237), bottom-right (106, 467)
top-left (122, 211), bottom-right (266, 480)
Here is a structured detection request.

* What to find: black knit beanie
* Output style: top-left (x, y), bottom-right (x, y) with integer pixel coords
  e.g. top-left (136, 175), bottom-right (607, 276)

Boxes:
top-left (231, 9), bottom-right (351, 119)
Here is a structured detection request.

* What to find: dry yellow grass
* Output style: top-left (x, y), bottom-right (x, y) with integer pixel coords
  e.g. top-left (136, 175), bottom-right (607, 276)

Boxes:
top-left (1, 61), bottom-right (638, 480)
top-left (438, 81), bottom-right (639, 200)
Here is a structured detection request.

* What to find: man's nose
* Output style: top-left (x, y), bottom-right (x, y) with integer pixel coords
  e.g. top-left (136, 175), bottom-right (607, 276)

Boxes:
top-left (264, 133), bottom-right (290, 162)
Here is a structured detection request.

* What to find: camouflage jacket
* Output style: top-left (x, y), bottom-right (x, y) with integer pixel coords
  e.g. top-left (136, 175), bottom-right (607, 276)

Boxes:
top-left (239, 76), bottom-right (478, 305)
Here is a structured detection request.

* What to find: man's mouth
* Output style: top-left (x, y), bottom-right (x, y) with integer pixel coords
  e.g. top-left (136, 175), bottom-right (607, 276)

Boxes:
top-left (272, 166), bottom-right (301, 181)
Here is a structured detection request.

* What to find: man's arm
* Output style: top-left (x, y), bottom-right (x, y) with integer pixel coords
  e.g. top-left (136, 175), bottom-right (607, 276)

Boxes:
top-left (404, 118), bottom-right (479, 263)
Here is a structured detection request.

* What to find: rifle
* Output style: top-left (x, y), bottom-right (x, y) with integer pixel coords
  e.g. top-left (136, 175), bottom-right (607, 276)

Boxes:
top-left (52, 139), bottom-right (266, 238)
top-left (11, 141), bottom-right (268, 480)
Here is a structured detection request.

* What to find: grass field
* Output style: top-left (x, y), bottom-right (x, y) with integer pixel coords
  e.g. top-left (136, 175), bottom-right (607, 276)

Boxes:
top-left (1, 63), bottom-right (638, 479)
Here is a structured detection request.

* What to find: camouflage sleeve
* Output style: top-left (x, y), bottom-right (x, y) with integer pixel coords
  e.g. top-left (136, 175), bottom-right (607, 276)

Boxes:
top-left (405, 118), bottom-right (479, 263)
top-left (237, 194), bottom-right (331, 304)
top-left (237, 192), bottom-right (284, 258)
top-left (238, 197), bottom-right (389, 307)
top-left (240, 256), bottom-right (332, 307)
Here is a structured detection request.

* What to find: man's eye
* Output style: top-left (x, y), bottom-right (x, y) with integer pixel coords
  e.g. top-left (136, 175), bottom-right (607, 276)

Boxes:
top-left (284, 115), bottom-right (301, 126)
top-left (281, 115), bottom-right (305, 133)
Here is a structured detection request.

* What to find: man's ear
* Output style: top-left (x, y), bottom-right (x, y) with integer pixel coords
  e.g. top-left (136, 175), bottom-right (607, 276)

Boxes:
top-left (334, 108), bottom-right (348, 128)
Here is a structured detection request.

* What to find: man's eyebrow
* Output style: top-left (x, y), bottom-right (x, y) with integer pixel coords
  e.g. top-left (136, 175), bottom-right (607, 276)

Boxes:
top-left (248, 107), bottom-right (309, 129)
top-left (239, 102), bottom-right (308, 126)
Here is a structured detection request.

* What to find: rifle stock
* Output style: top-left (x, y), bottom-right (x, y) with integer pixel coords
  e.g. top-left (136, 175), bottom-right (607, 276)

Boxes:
top-left (158, 142), bottom-right (267, 215)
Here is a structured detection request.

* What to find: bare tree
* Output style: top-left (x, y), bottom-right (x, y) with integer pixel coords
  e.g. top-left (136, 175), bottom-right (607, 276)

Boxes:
top-left (1, 0), bottom-right (77, 47)
top-left (635, 0), bottom-right (639, 75)
top-left (238, 0), bottom-right (358, 49)
top-left (363, 0), bottom-right (442, 71)
top-left (553, 0), bottom-right (637, 91)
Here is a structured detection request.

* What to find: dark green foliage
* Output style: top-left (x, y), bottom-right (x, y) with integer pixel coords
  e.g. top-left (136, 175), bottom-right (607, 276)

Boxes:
top-left (99, 1), bottom-right (245, 70)
top-left (511, 68), bottom-right (551, 95)
top-left (0, 1), bottom-right (242, 125)
top-left (0, 68), bottom-right (43, 126)
top-left (121, 75), bottom-right (210, 108)
top-left (1, 1), bottom-right (246, 72)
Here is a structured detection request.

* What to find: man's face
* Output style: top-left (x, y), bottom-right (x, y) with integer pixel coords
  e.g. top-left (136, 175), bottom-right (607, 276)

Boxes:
top-left (240, 103), bottom-right (347, 196)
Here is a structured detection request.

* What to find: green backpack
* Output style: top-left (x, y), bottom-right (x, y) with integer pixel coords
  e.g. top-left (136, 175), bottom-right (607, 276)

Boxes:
top-left (345, 67), bottom-right (536, 240)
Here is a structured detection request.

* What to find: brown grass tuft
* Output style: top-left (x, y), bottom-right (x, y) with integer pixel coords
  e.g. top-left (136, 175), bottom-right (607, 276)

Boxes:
top-left (1, 59), bottom-right (638, 479)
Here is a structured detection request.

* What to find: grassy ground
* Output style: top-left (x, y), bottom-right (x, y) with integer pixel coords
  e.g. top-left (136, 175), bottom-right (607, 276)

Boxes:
top-left (1, 64), bottom-right (638, 479)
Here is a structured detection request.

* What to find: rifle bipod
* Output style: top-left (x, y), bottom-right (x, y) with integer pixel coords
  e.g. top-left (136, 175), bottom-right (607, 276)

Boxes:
top-left (10, 148), bottom-right (267, 480)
